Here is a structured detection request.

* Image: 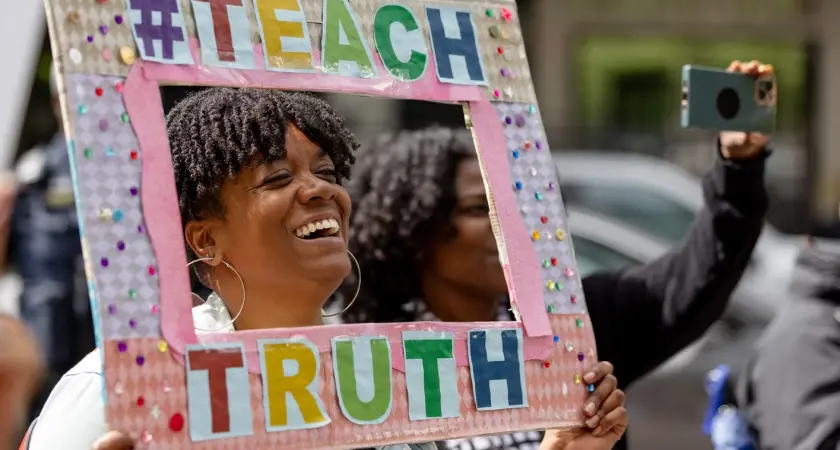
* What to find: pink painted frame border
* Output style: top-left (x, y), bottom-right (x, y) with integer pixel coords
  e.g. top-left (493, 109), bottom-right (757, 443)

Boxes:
top-left (123, 41), bottom-right (553, 374)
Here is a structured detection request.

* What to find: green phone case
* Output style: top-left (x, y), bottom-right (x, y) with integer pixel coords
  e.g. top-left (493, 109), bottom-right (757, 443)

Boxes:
top-left (681, 65), bottom-right (776, 134)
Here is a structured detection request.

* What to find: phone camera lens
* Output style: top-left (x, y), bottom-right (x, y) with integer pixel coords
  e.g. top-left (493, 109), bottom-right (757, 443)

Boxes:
top-left (758, 80), bottom-right (774, 101)
top-left (716, 88), bottom-right (740, 120)
top-left (759, 80), bottom-right (774, 92)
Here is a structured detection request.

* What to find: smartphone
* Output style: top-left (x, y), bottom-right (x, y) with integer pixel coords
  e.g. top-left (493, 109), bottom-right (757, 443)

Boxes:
top-left (680, 65), bottom-right (776, 134)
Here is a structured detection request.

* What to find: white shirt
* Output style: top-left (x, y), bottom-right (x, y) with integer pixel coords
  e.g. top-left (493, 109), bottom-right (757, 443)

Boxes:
top-left (26, 295), bottom-right (431, 450)
top-left (27, 295), bottom-right (229, 450)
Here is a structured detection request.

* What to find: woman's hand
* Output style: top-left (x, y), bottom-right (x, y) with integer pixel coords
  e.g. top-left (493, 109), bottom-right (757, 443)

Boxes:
top-left (719, 60), bottom-right (774, 160)
top-left (92, 431), bottom-right (135, 450)
top-left (0, 315), bottom-right (43, 448)
top-left (540, 361), bottom-right (628, 449)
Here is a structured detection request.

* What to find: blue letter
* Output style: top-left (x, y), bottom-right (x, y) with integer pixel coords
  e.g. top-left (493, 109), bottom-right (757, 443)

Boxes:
top-left (425, 6), bottom-right (487, 85)
top-left (468, 329), bottom-right (527, 410)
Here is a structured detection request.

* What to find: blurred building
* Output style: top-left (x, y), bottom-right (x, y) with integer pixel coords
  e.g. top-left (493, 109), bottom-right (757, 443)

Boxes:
top-left (519, 0), bottom-right (840, 235)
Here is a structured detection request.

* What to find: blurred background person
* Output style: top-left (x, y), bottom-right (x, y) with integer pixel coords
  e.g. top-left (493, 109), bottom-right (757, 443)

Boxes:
top-left (7, 66), bottom-right (92, 423)
top-left (0, 314), bottom-right (43, 450)
top-left (732, 235), bottom-right (840, 449)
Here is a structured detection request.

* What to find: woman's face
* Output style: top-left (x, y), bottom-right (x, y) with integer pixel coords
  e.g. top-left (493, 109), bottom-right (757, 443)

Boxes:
top-left (186, 125), bottom-right (352, 308)
top-left (425, 157), bottom-right (508, 297)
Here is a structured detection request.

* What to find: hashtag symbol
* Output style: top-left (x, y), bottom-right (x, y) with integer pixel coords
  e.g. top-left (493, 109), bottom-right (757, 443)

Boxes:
top-left (129, 0), bottom-right (186, 60)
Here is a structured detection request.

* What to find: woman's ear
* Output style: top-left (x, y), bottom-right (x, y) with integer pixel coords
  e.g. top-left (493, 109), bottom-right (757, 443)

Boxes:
top-left (184, 220), bottom-right (224, 266)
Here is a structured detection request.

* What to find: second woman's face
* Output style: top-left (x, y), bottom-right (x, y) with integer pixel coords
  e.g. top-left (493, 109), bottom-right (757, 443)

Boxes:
top-left (426, 157), bottom-right (508, 297)
top-left (209, 125), bottom-right (352, 302)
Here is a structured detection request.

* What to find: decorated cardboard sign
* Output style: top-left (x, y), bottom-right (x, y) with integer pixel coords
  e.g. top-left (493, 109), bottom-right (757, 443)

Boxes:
top-left (43, 0), bottom-right (597, 447)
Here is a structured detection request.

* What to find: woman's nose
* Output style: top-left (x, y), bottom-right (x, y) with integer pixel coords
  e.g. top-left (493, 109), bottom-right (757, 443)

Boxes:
top-left (297, 174), bottom-right (335, 204)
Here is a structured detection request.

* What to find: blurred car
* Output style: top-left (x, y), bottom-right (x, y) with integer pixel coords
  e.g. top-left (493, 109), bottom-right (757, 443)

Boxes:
top-left (565, 205), bottom-right (763, 373)
top-left (565, 206), bottom-right (765, 450)
top-left (555, 151), bottom-right (804, 325)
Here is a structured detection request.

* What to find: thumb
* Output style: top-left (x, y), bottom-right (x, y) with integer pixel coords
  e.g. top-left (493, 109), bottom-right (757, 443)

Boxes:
top-left (540, 428), bottom-right (582, 450)
top-left (92, 431), bottom-right (135, 450)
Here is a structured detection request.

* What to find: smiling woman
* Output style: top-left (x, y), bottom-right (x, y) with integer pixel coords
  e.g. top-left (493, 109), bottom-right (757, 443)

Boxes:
top-left (164, 87), bottom-right (358, 332)
top-left (36, 0), bottom-right (626, 446)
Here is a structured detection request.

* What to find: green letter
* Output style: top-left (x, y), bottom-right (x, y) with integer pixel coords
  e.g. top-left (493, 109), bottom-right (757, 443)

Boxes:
top-left (402, 331), bottom-right (460, 420)
top-left (320, 0), bottom-right (378, 78)
top-left (332, 337), bottom-right (393, 424)
top-left (373, 4), bottom-right (427, 81)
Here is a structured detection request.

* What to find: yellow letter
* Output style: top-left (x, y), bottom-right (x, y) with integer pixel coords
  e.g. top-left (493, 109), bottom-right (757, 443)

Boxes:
top-left (259, 339), bottom-right (330, 430)
top-left (253, 0), bottom-right (315, 72)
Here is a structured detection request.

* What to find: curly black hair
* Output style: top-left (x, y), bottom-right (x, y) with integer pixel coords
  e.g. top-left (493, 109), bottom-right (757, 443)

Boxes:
top-left (342, 126), bottom-right (475, 323)
top-left (166, 87), bottom-right (359, 226)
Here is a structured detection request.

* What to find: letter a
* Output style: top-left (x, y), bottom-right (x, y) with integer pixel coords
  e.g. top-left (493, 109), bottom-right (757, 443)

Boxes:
top-left (321, 0), bottom-right (379, 78)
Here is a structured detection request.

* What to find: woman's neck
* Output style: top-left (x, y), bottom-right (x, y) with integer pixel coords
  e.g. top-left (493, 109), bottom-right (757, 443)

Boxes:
top-left (235, 305), bottom-right (323, 330)
top-left (216, 279), bottom-right (325, 330)
top-left (421, 272), bottom-right (499, 322)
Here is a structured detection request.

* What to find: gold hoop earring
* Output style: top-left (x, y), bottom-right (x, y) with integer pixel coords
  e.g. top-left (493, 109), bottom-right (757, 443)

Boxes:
top-left (187, 257), bottom-right (246, 332)
top-left (322, 250), bottom-right (361, 318)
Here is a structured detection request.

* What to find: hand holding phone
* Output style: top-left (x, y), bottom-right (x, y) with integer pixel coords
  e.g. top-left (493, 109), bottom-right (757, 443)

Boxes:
top-left (681, 61), bottom-right (776, 134)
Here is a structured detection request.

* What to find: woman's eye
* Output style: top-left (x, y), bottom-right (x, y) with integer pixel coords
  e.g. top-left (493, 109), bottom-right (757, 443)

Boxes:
top-left (318, 168), bottom-right (338, 181)
top-left (263, 173), bottom-right (291, 186)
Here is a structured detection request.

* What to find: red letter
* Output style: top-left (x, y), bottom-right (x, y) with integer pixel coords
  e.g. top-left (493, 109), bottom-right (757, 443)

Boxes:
top-left (187, 348), bottom-right (244, 433)
top-left (193, 0), bottom-right (243, 62)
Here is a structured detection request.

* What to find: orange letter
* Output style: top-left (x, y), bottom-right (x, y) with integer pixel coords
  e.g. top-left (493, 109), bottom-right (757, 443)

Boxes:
top-left (253, 0), bottom-right (315, 72)
top-left (259, 339), bottom-right (330, 430)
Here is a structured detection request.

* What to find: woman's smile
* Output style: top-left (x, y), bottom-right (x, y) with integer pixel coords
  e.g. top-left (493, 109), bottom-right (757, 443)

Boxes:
top-left (293, 217), bottom-right (341, 239)
top-left (290, 212), bottom-right (346, 254)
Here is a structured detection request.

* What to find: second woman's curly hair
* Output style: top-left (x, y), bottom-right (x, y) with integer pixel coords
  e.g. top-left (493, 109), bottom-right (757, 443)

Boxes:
top-left (166, 87), bottom-right (359, 226)
top-left (342, 126), bottom-right (476, 323)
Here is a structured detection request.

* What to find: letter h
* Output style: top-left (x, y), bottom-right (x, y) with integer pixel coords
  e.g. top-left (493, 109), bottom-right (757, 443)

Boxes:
top-left (468, 329), bottom-right (526, 410)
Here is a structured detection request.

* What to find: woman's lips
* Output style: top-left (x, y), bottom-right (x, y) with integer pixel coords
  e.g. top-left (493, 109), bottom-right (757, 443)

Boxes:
top-left (293, 218), bottom-right (341, 239)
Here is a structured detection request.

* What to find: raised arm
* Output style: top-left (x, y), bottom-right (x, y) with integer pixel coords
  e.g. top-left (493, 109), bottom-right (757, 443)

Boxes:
top-left (584, 59), bottom-right (773, 389)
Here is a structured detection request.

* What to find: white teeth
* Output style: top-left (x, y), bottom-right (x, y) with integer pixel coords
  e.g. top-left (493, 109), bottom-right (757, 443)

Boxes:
top-left (295, 218), bottom-right (341, 238)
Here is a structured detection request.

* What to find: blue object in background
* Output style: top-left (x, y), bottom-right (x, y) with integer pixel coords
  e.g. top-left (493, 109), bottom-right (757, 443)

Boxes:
top-left (704, 365), bottom-right (757, 450)
top-left (711, 407), bottom-right (757, 450)
top-left (704, 364), bottom-right (730, 435)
